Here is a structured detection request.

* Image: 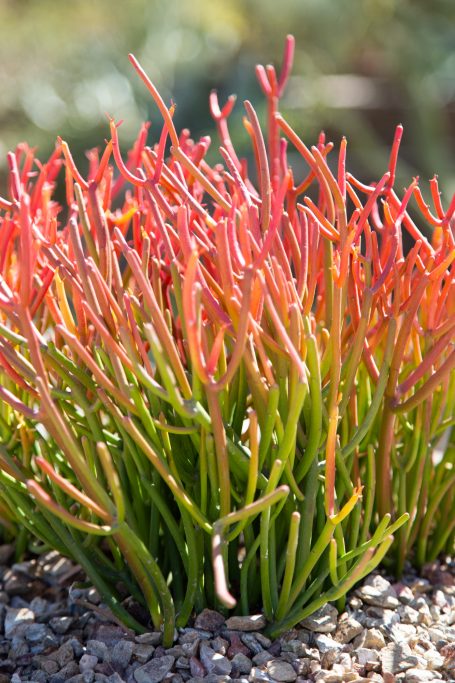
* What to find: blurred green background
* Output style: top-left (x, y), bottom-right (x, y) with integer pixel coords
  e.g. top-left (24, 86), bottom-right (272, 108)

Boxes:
top-left (1, 0), bottom-right (455, 197)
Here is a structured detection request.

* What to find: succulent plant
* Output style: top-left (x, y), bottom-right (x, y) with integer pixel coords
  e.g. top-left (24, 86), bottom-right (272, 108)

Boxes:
top-left (0, 37), bottom-right (453, 643)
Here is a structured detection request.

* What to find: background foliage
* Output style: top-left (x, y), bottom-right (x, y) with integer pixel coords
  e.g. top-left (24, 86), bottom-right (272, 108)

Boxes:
top-left (1, 0), bottom-right (455, 195)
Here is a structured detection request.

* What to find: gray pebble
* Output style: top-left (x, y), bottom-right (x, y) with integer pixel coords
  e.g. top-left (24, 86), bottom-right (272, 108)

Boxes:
top-left (300, 605), bottom-right (338, 633)
top-left (252, 650), bottom-right (273, 666)
top-left (224, 614), bottom-right (267, 632)
top-left (249, 668), bottom-right (273, 682)
top-left (210, 635), bottom-right (229, 654)
top-left (133, 643), bottom-right (155, 663)
top-left (253, 632), bottom-right (271, 649)
top-left (334, 614), bottom-right (363, 643)
top-left (68, 636), bottom-right (84, 658)
top-left (231, 652), bottom-right (252, 675)
top-left (357, 575), bottom-right (400, 609)
top-left (133, 655), bottom-right (175, 683)
top-left (225, 632), bottom-right (251, 658)
top-left (240, 632), bottom-right (263, 655)
top-left (422, 647), bottom-right (444, 670)
top-left (41, 552), bottom-right (74, 581)
top-left (320, 647), bottom-right (339, 669)
top-left (313, 634), bottom-right (343, 655)
top-left (179, 628), bottom-right (212, 643)
top-left (354, 628), bottom-right (386, 650)
top-left (79, 653), bottom-right (99, 672)
top-left (266, 659), bottom-right (297, 682)
top-left (37, 657), bottom-right (60, 675)
top-left (189, 655), bottom-right (205, 677)
top-left (86, 639), bottom-right (109, 661)
top-left (181, 637), bottom-right (200, 657)
top-left (87, 588), bottom-right (100, 604)
top-left (194, 608), bottom-right (225, 631)
top-left (110, 639), bottom-right (134, 670)
top-left (25, 622), bottom-right (51, 642)
top-left (398, 604), bottom-right (421, 624)
top-left (50, 616), bottom-right (74, 634)
top-left (395, 584), bottom-right (415, 604)
top-left (293, 656), bottom-right (312, 677)
top-left (134, 632), bottom-right (162, 646)
top-left (50, 660), bottom-right (80, 682)
top-left (356, 647), bottom-right (379, 666)
top-left (67, 673), bottom-right (95, 683)
top-left (39, 633), bottom-right (60, 651)
top-left (10, 634), bottom-right (29, 657)
top-left (379, 642), bottom-right (421, 673)
top-left (107, 674), bottom-right (126, 683)
top-left (175, 654), bottom-right (190, 669)
top-left (199, 642), bottom-right (232, 676)
top-left (364, 607), bottom-right (400, 629)
top-left (281, 639), bottom-right (308, 657)
top-left (268, 640), bottom-right (282, 657)
top-left (29, 596), bottom-right (49, 617)
top-left (166, 644), bottom-right (186, 657)
top-left (389, 622), bottom-right (417, 643)
top-left (4, 606), bottom-right (35, 637)
top-left (52, 640), bottom-right (75, 668)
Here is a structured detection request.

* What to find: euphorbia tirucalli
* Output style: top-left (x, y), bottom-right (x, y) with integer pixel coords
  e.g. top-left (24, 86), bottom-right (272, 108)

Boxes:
top-left (0, 36), bottom-right (453, 642)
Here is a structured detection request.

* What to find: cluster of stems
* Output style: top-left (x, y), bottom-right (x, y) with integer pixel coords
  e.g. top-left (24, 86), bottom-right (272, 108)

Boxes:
top-left (0, 37), bottom-right (453, 642)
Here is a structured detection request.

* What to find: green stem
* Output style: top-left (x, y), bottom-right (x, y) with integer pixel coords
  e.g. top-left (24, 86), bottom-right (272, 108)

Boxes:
top-left (276, 511), bottom-right (300, 620)
top-left (359, 445), bottom-right (375, 546)
top-left (176, 509), bottom-right (200, 626)
top-left (115, 523), bottom-right (175, 646)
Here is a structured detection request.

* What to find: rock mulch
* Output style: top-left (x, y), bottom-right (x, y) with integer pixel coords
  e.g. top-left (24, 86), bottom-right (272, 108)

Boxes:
top-left (0, 545), bottom-right (453, 683)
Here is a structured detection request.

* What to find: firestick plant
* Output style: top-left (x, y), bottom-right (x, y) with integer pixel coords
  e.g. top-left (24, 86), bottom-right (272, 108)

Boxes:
top-left (0, 37), bottom-right (453, 644)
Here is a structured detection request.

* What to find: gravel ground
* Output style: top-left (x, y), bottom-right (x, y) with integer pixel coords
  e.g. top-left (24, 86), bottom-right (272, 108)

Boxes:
top-left (0, 545), bottom-right (453, 683)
